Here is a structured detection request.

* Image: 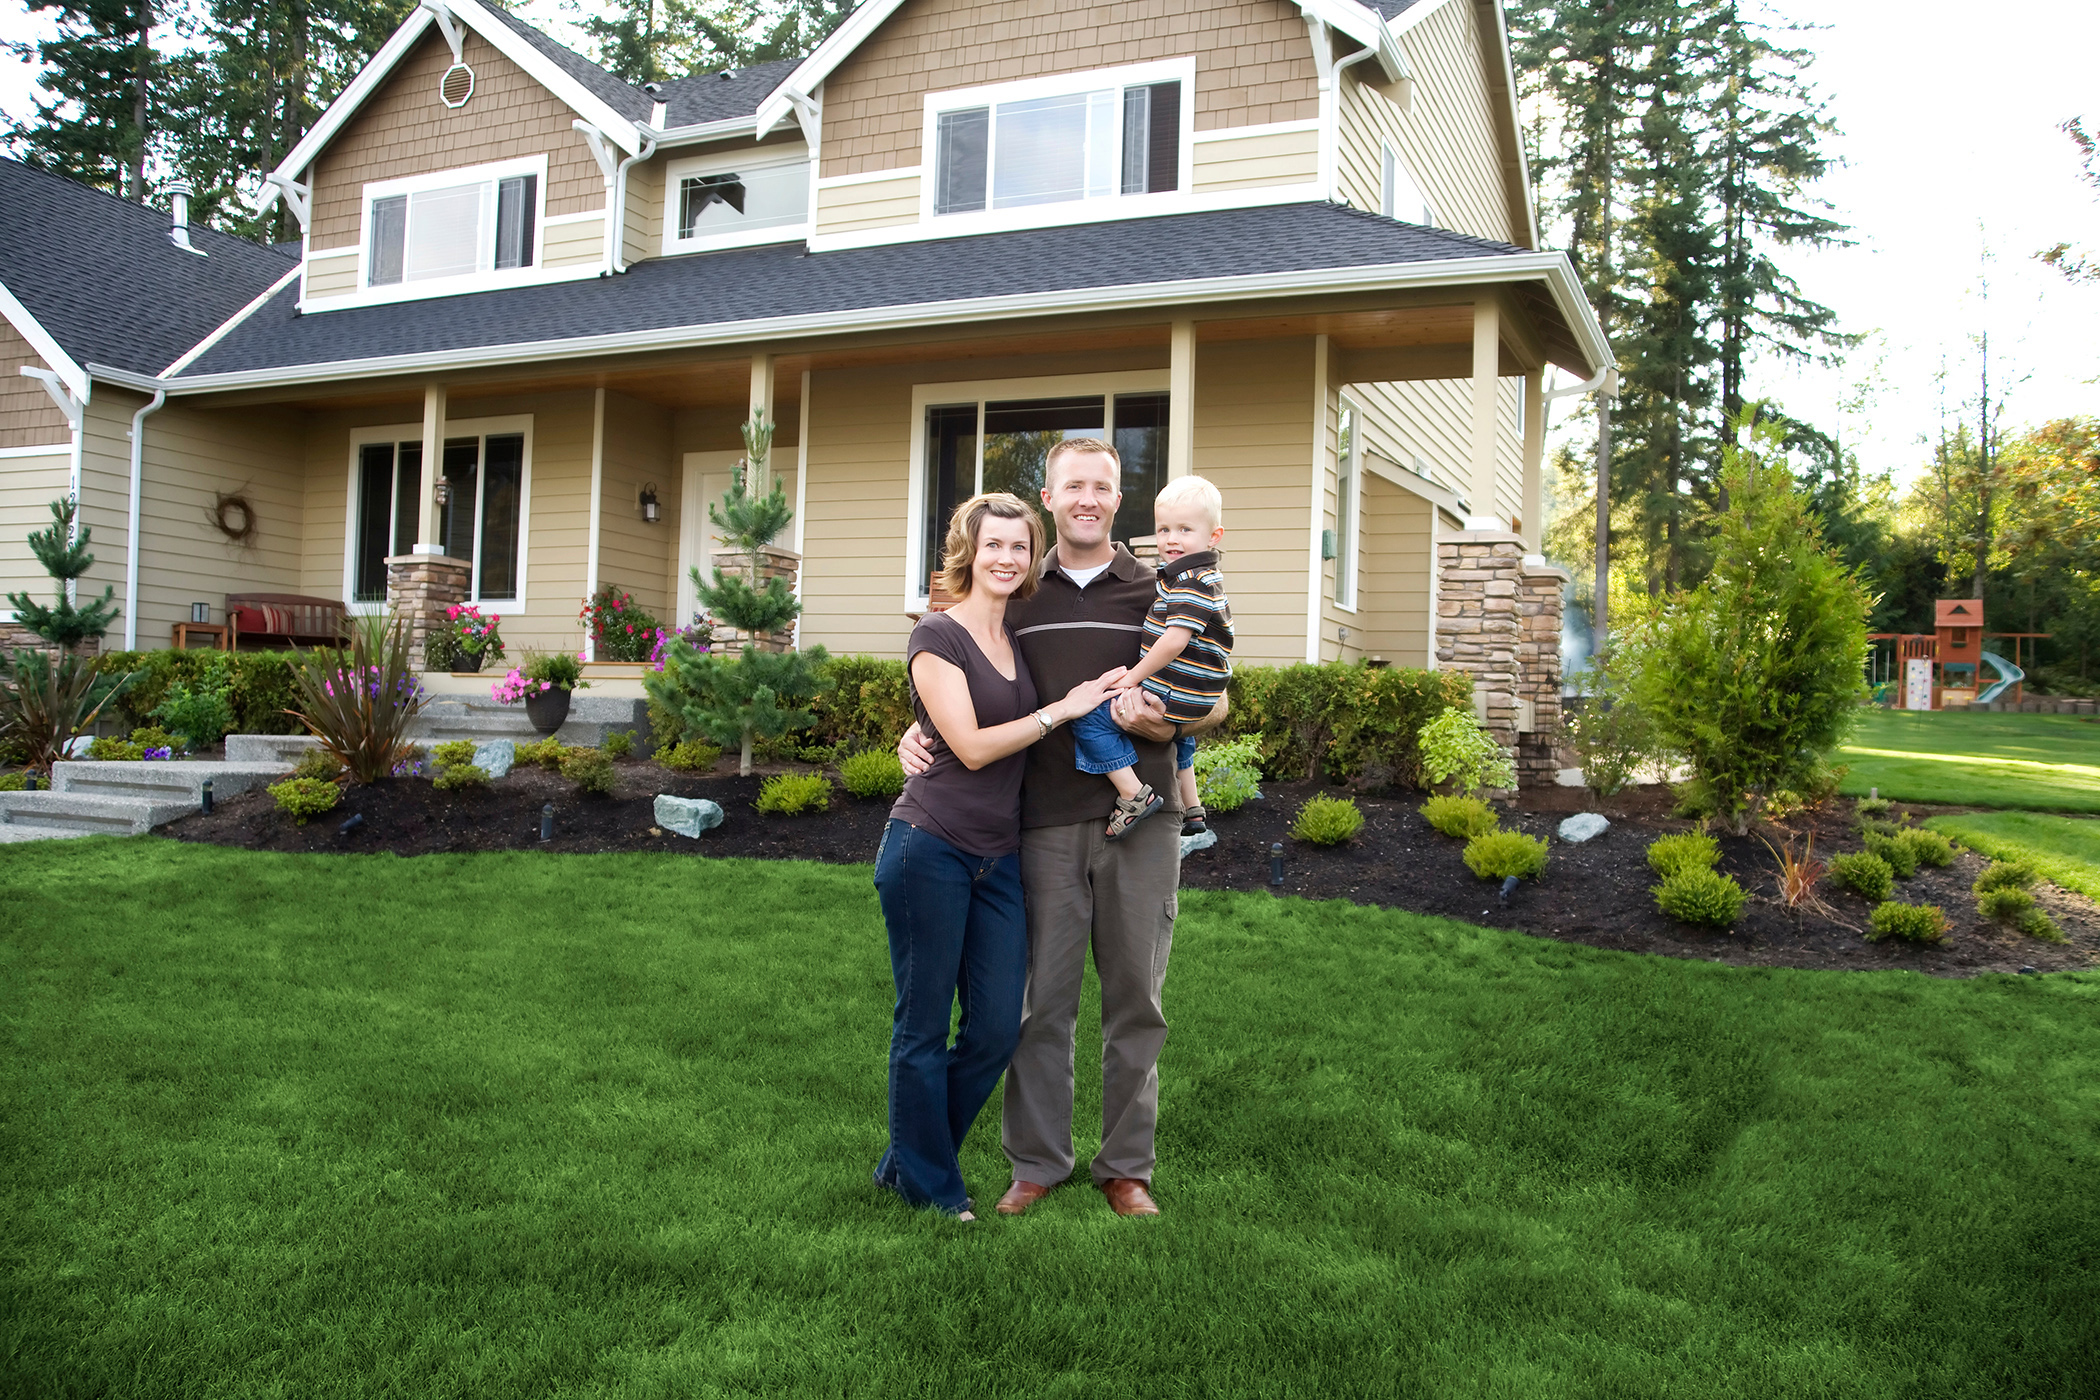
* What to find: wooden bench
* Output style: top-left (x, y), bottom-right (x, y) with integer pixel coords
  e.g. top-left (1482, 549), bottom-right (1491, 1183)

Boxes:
top-left (225, 593), bottom-right (349, 649)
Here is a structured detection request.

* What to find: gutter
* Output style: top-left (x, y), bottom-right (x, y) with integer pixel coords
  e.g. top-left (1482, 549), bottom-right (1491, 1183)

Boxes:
top-left (165, 249), bottom-right (1614, 395)
top-left (87, 364), bottom-right (173, 651)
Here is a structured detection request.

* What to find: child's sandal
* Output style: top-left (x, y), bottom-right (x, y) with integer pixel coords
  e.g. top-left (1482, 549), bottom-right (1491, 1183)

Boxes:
top-left (1106, 785), bottom-right (1163, 840)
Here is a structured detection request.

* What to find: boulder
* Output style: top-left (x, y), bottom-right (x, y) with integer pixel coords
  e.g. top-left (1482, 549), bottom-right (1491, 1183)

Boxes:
top-left (1558, 812), bottom-right (1610, 843)
top-left (655, 794), bottom-right (724, 838)
top-left (1180, 829), bottom-right (1217, 859)
top-left (473, 739), bottom-right (515, 779)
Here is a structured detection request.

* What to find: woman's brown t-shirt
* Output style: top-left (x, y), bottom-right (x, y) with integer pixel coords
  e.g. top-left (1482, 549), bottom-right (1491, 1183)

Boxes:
top-left (889, 611), bottom-right (1039, 857)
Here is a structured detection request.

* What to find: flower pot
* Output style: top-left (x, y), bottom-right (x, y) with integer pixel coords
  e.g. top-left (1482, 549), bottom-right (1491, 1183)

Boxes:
top-left (454, 647), bottom-right (486, 673)
top-left (524, 687), bottom-right (571, 734)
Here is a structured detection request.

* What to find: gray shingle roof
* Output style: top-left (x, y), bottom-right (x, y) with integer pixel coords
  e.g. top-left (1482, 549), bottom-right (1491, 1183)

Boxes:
top-left (659, 58), bottom-right (801, 128)
top-left (180, 202), bottom-right (1529, 379)
top-left (1360, 0), bottom-right (1429, 20)
top-left (480, 3), bottom-right (653, 123)
top-left (0, 158), bottom-right (298, 377)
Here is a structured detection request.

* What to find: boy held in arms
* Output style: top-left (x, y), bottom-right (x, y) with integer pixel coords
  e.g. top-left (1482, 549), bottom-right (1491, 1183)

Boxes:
top-left (1070, 475), bottom-right (1235, 840)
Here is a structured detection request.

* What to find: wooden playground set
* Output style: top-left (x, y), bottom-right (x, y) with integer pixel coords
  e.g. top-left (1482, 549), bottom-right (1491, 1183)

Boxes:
top-left (1868, 599), bottom-right (2048, 710)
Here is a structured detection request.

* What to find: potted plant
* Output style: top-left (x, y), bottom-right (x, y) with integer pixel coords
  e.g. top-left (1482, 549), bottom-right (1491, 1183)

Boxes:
top-left (492, 650), bottom-right (588, 733)
top-left (442, 604), bottom-right (506, 672)
top-left (579, 585), bottom-right (659, 663)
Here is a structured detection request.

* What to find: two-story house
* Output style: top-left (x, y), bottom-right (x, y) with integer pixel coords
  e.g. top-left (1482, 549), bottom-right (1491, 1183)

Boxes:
top-left (0, 0), bottom-right (1607, 779)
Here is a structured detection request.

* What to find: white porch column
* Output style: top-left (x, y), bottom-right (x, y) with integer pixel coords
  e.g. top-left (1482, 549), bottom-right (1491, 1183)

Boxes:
top-left (1464, 299), bottom-right (1502, 531)
top-left (1167, 318), bottom-right (1195, 478)
top-left (583, 387), bottom-right (606, 660)
top-left (413, 382), bottom-right (446, 551)
top-left (749, 351), bottom-right (776, 491)
top-left (1520, 369), bottom-right (1544, 554)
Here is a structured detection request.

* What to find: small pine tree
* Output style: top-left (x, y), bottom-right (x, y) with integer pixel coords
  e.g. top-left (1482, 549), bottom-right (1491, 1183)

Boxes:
top-left (6, 496), bottom-right (120, 649)
top-left (648, 412), bottom-right (832, 775)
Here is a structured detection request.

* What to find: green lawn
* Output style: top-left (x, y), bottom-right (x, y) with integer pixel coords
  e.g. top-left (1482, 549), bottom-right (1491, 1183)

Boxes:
top-left (1837, 709), bottom-right (2100, 811)
top-left (4, 841), bottom-right (2097, 1399)
top-left (1923, 810), bottom-right (2100, 900)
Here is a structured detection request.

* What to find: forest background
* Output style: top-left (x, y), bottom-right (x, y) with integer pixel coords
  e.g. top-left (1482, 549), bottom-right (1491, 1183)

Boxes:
top-left (3, 0), bottom-right (2097, 691)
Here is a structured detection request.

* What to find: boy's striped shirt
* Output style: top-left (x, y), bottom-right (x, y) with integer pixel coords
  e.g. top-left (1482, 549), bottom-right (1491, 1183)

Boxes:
top-left (1139, 549), bottom-right (1234, 725)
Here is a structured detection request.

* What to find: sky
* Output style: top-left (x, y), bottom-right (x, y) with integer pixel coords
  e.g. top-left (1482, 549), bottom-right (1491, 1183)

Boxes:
top-left (1, 0), bottom-right (2094, 489)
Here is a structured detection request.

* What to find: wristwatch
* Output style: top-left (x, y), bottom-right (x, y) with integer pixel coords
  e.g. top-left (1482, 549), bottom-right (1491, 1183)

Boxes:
top-left (1034, 709), bottom-right (1055, 737)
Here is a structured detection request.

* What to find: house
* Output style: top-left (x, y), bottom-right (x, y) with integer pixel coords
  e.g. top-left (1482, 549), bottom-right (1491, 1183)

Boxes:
top-left (0, 0), bottom-right (1609, 781)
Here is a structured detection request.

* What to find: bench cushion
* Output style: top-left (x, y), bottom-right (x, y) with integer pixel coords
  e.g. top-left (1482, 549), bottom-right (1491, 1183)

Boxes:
top-left (230, 600), bottom-right (343, 639)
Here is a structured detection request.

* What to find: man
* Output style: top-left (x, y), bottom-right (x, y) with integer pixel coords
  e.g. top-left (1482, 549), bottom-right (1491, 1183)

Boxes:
top-left (901, 439), bottom-right (1225, 1218)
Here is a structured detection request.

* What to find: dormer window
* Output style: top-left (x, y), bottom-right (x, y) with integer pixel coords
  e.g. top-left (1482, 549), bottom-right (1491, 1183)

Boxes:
top-left (664, 146), bottom-right (811, 253)
top-left (360, 156), bottom-right (546, 290)
top-left (924, 59), bottom-right (1193, 223)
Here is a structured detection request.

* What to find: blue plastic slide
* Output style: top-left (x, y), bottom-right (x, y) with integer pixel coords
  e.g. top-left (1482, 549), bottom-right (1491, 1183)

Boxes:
top-left (1977, 650), bottom-right (2024, 704)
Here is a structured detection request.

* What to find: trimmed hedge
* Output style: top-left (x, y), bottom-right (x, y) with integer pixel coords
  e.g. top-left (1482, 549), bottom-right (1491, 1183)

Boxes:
top-left (93, 649), bottom-right (304, 737)
top-left (1226, 662), bottom-right (1471, 788)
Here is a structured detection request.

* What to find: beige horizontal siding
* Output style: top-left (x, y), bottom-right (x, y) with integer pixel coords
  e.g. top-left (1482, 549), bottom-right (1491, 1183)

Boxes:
top-left (542, 215), bottom-right (605, 269)
top-left (1194, 336), bottom-right (1315, 668)
top-left (1345, 376), bottom-right (1522, 527)
top-left (0, 320), bottom-right (68, 449)
top-left (0, 451), bottom-right (71, 603)
top-left (1357, 472), bottom-right (1436, 668)
top-left (1191, 125), bottom-right (1319, 192)
top-left (623, 159), bottom-right (661, 267)
top-left (304, 252), bottom-right (360, 299)
top-left (797, 366), bottom-right (916, 660)
top-left (593, 392), bottom-right (675, 627)
top-left (814, 175), bottom-right (922, 236)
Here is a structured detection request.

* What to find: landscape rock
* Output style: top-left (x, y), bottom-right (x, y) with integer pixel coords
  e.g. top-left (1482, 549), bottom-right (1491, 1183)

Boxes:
top-left (1558, 812), bottom-right (1610, 843)
top-left (1180, 829), bottom-right (1217, 858)
top-left (655, 794), bottom-right (724, 838)
top-left (473, 739), bottom-right (515, 779)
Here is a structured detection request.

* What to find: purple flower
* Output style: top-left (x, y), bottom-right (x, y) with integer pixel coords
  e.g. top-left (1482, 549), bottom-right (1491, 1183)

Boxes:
top-left (143, 746), bottom-right (172, 760)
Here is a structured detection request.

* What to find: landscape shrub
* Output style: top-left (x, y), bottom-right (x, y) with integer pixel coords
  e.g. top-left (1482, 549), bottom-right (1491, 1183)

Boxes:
top-left (1421, 794), bottom-right (1499, 839)
top-left (561, 747), bottom-right (616, 796)
top-left (645, 696), bottom-right (684, 751)
top-left (1857, 815), bottom-right (1902, 840)
top-left (1560, 656), bottom-right (1669, 798)
top-left (1621, 409), bottom-right (1871, 833)
top-left (602, 730), bottom-right (636, 759)
top-left (96, 649), bottom-right (304, 736)
top-left (1897, 828), bottom-right (1956, 869)
top-left (431, 740), bottom-right (478, 769)
top-left (1192, 736), bottom-right (1264, 812)
top-left (2016, 908), bottom-right (2066, 942)
top-left (657, 739), bottom-right (721, 772)
top-left (86, 735), bottom-right (144, 761)
top-left (1654, 867), bottom-right (1748, 927)
top-left (1647, 832), bottom-right (1721, 879)
top-left (1867, 901), bottom-right (1948, 944)
top-left (1862, 831), bottom-right (1918, 879)
top-left (2, 648), bottom-right (133, 777)
top-left (1827, 851), bottom-right (1896, 902)
top-left (1290, 795), bottom-right (1364, 845)
top-left (757, 772), bottom-right (832, 815)
top-left (1418, 708), bottom-right (1516, 795)
top-left (517, 738), bottom-right (567, 770)
top-left (839, 749), bottom-right (906, 799)
top-left (268, 776), bottom-right (340, 824)
top-left (1972, 859), bottom-right (2038, 894)
top-left (285, 617), bottom-right (427, 783)
top-left (432, 762), bottom-right (490, 791)
top-left (1975, 886), bottom-right (2036, 922)
top-left (151, 651), bottom-right (236, 749)
top-left (1855, 796), bottom-right (1892, 818)
top-left (290, 748), bottom-right (341, 784)
top-left (1225, 662), bottom-right (1469, 786)
top-left (807, 656), bottom-right (913, 753)
top-left (0, 771), bottom-right (25, 791)
top-left (1463, 830), bottom-right (1548, 880)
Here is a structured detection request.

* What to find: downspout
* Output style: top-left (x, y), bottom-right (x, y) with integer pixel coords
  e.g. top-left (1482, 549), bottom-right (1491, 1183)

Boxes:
top-left (124, 383), bottom-right (168, 651)
top-left (609, 130), bottom-right (657, 275)
top-left (1307, 17), bottom-right (1391, 204)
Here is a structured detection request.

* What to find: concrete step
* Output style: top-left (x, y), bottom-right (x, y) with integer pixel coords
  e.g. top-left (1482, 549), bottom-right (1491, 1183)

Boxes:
top-left (51, 760), bottom-right (289, 803)
top-left (0, 791), bottom-right (197, 835)
top-left (225, 733), bottom-right (323, 764)
top-left (410, 694), bottom-right (649, 750)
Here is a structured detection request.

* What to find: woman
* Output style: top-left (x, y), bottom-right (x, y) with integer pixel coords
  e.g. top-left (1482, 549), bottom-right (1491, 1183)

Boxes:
top-left (872, 492), bottom-right (1119, 1220)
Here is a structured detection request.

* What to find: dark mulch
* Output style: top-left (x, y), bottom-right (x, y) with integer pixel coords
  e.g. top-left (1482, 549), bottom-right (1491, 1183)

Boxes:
top-left (165, 761), bottom-right (2098, 979)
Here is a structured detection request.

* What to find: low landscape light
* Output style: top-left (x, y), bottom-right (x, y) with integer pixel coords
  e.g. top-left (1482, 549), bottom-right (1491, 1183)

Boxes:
top-left (1269, 842), bottom-right (1285, 886)
top-left (540, 803), bottom-right (555, 841)
top-left (200, 778), bottom-right (213, 815)
top-left (339, 813), bottom-right (364, 835)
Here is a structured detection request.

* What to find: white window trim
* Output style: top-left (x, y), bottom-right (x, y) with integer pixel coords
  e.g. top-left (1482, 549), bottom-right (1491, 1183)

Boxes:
top-left (659, 142), bottom-right (814, 257)
top-left (332, 155), bottom-right (551, 310)
top-left (917, 56), bottom-right (1198, 238)
top-left (1334, 394), bottom-right (1363, 612)
top-left (904, 370), bottom-right (1170, 608)
top-left (342, 415), bottom-right (535, 616)
top-left (1380, 142), bottom-right (1434, 228)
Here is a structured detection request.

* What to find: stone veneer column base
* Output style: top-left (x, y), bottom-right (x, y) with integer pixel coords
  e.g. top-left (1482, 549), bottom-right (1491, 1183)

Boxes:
top-left (0, 620), bottom-right (100, 659)
top-left (1435, 530), bottom-right (1568, 790)
top-left (385, 553), bottom-right (472, 671)
top-left (707, 544), bottom-right (801, 653)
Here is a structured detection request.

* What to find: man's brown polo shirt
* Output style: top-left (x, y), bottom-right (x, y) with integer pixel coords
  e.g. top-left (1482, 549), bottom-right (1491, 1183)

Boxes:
top-left (1008, 544), bottom-right (1179, 830)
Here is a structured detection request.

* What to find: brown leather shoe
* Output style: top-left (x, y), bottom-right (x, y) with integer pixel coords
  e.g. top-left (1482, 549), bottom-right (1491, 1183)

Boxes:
top-left (995, 1179), bottom-right (1052, 1216)
top-left (1099, 1178), bottom-right (1160, 1217)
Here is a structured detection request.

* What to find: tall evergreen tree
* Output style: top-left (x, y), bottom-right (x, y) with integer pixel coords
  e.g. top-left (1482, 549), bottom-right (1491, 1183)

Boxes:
top-left (571, 0), bottom-right (853, 84)
top-left (5, 0), bottom-right (162, 200)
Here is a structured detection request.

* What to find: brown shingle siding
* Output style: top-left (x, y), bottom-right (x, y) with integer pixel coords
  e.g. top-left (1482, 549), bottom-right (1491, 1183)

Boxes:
top-left (0, 321), bottom-right (69, 450)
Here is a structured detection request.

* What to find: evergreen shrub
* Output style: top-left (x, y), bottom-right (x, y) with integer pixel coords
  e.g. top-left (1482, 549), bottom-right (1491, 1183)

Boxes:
top-left (431, 740), bottom-right (477, 769)
top-left (1862, 831), bottom-right (1918, 879)
top-left (1975, 887), bottom-right (2034, 922)
top-left (1867, 901), bottom-right (1947, 944)
top-left (1654, 867), bottom-right (1747, 926)
top-left (432, 763), bottom-right (489, 791)
top-left (840, 750), bottom-right (906, 799)
top-left (602, 730), bottom-right (636, 759)
top-left (757, 772), bottom-right (832, 814)
top-left (1855, 796), bottom-right (1892, 818)
top-left (517, 738), bottom-right (567, 770)
top-left (657, 739), bottom-right (721, 772)
top-left (1647, 832), bottom-right (1721, 879)
top-left (1897, 828), bottom-right (1955, 868)
top-left (1420, 794), bottom-right (1499, 839)
top-left (0, 772), bottom-right (25, 791)
top-left (1972, 860), bottom-right (2038, 894)
top-left (1291, 795), bottom-right (1364, 845)
top-left (808, 656), bottom-right (913, 753)
top-left (290, 749), bottom-right (341, 784)
top-left (2016, 908), bottom-right (2065, 943)
top-left (561, 748), bottom-right (615, 795)
top-left (1192, 736), bottom-right (1264, 812)
top-left (1463, 830), bottom-right (1548, 880)
top-left (1418, 708), bottom-right (1516, 794)
top-left (268, 777), bottom-right (339, 824)
top-left (95, 649), bottom-right (303, 736)
top-left (1827, 851), bottom-right (1895, 902)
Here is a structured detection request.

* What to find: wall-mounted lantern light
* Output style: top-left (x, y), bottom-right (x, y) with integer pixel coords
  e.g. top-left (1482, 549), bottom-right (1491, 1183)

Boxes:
top-left (432, 480), bottom-right (452, 508)
top-left (640, 483), bottom-right (661, 524)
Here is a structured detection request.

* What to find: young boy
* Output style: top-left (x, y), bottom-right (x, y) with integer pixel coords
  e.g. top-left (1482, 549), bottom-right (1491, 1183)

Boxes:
top-left (1070, 475), bottom-right (1235, 839)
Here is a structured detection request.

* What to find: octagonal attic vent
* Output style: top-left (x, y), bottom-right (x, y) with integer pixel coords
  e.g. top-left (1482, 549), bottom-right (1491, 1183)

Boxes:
top-left (440, 62), bottom-right (475, 108)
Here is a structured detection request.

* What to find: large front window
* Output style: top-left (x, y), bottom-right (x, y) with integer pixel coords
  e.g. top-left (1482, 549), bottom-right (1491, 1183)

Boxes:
top-left (348, 421), bottom-right (530, 609)
top-left (928, 62), bottom-right (1188, 219)
top-left (362, 158), bottom-right (544, 290)
top-left (914, 382), bottom-right (1171, 597)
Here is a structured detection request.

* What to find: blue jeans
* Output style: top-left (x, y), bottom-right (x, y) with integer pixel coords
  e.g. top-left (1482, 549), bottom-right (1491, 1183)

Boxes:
top-left (871, 819), bottom-right (1028, 1213)
top-left (1072, 702), bottom-right (1197, 777)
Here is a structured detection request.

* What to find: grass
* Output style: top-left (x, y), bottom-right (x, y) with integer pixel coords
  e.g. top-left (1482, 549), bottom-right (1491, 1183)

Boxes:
top-left (1837, 709), bottom-right (2100, 811)
top-left (1923, 810), bottom-right (2100, 900)
top-left (4, 840), bottom-right (2098, 1399)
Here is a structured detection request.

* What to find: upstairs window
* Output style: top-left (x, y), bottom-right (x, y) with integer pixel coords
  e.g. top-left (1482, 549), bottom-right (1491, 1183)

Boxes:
top-left (928, 61), bottom-right (1190, 219)
top-left (666, 146), bottom-right (811, 252)
top-left (1381, 143), bottom-right (1433, 227)
top-left (362, 158), bottom-right (544, 290)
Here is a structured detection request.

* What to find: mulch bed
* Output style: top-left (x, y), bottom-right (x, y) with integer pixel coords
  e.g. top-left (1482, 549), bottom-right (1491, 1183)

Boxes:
top-left (166, 760), bottom-right (2099, 980)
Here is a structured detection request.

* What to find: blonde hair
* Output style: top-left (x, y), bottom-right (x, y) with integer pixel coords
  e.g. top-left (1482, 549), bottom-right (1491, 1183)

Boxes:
top-left (1044, 436), bottom-right (1120, 487)
top-left (1155, 474), bottom-right (1223, 530)
top-left (939, 492), bottom-right (1045, 601)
